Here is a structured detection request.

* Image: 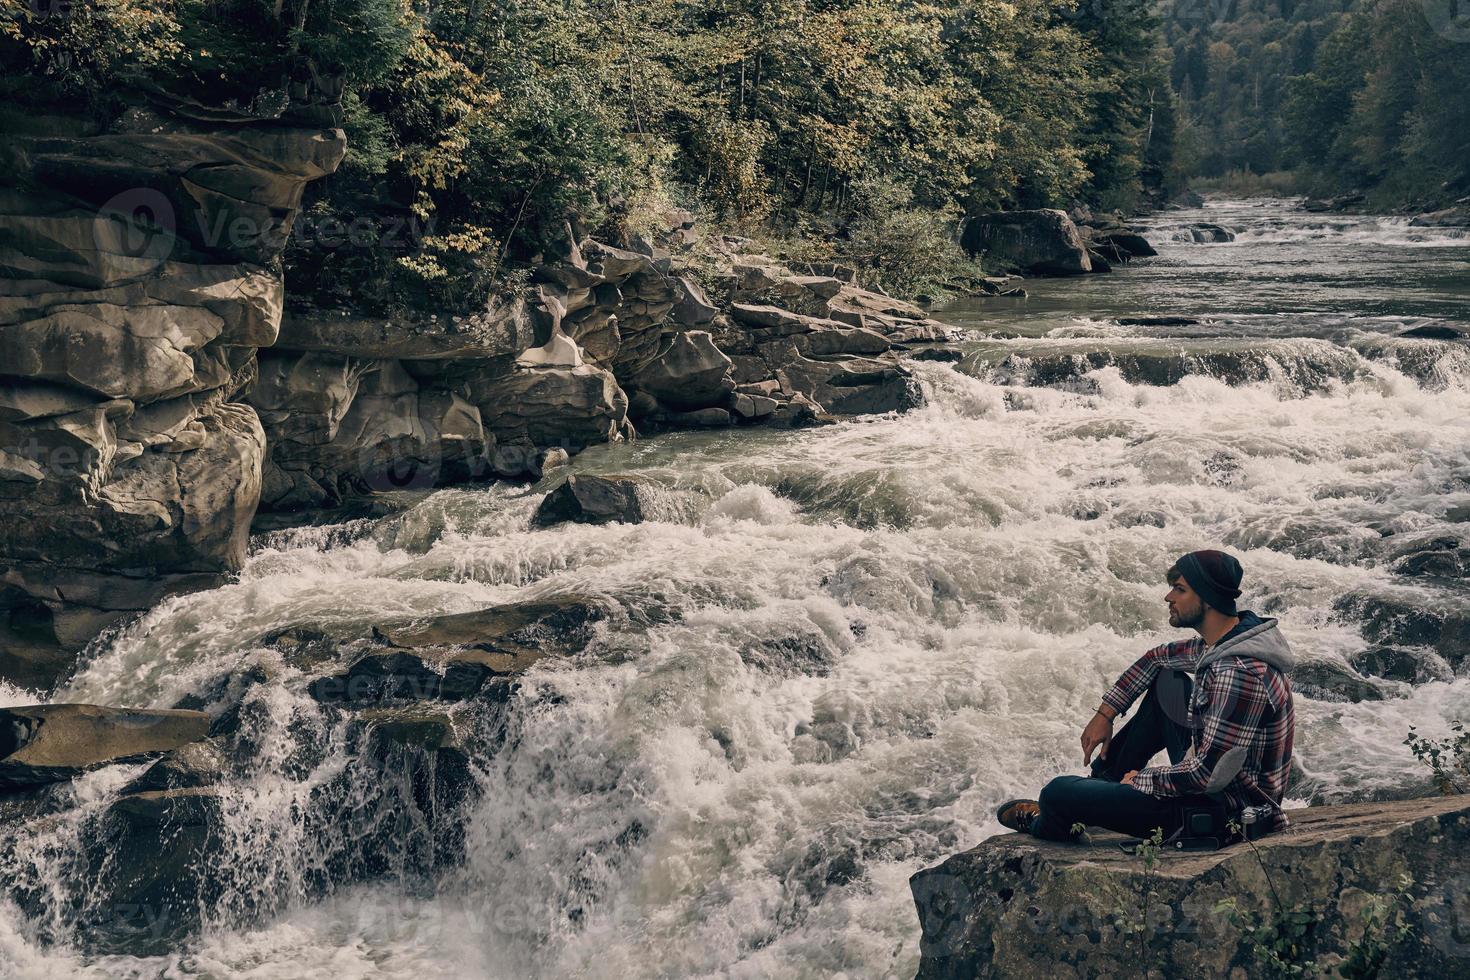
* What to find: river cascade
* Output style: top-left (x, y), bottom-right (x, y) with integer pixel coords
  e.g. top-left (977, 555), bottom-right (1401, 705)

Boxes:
top-left (3, 199), bottom-right (1469, 978)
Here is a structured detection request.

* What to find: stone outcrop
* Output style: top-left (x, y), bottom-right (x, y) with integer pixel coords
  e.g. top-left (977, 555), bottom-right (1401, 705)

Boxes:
top-left (533, 474), bottom-right (654, 527)
top-left (0, 703), bottom-right (210, 789)
top-left (912, 795), bottom-right (1470, 979)
top-left (961, 210), bottom-right (1093, 276)
top-left (0, 97), bottom-right (960, 672)
top-left (0, 93), bottom-right (346, 688)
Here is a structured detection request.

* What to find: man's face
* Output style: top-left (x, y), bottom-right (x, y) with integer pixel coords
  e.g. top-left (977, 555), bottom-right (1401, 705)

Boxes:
top-left (1165, 576), bottom-right (1206, 629)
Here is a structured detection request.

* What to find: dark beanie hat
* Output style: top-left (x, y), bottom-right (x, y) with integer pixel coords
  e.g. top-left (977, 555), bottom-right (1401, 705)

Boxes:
top-left (1173, 550), bottom-right (1244, 616)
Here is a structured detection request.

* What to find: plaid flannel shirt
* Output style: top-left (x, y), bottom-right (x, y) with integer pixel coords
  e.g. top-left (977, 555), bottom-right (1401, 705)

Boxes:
top-left (1101, 632), bottom-right (1295, 833)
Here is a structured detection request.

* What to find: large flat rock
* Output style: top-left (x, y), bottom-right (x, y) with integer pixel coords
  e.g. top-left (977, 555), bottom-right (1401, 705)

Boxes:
top-left (912, 795), bottom-right (1470, 978)
top-left (0, 703), bottom-right (210, 789)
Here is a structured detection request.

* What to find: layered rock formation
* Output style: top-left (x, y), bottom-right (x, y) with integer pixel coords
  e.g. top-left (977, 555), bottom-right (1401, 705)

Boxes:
top-left (250, 220), bottom-right (950, 512)
top-left (912, 795), bottom-right (1470, 979)
top-left (0, 94), bottom-right (345, 689)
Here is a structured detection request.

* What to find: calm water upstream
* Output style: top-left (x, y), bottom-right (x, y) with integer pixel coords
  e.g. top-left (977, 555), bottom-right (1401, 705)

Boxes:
top-left (3, 198), bottom-right (1469, 978)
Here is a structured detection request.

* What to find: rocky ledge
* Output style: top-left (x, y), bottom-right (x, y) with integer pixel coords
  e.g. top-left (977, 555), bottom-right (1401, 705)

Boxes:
top-left (911, 795), bottom-right (1470, 978)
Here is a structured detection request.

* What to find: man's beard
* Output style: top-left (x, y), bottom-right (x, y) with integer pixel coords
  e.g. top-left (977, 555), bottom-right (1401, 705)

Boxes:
top-left (1169, 603), bottom-right (1205, 628)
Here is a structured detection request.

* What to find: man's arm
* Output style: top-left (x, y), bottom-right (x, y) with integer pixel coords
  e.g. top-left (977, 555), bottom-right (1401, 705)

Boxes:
top-left (1131, 661), bottom-right (1271, 798)
top-left (1100, 637), bottom-right (1204, 718)
top-left (1082, 637), bottom-right (1202, 764)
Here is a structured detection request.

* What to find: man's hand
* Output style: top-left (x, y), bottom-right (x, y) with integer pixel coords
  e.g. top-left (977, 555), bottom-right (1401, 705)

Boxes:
top-left (1122, 770), bottom-right (1139, 787)
top-left (1082, 708), bottom-right (1114, 765)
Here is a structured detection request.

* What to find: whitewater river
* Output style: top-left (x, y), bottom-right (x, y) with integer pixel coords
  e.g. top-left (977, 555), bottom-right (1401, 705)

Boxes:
top-left (3, 199), bottom-right (1469, 978)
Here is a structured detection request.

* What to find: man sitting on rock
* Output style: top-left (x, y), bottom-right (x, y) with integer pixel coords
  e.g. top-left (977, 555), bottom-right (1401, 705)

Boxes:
top-left (996, 550), bottom-right (1295, 843)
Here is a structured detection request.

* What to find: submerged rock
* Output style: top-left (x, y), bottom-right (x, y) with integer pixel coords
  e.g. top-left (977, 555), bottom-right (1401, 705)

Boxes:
top-left (912, 796), bottom-right (1470, 979)
top-left (1117, 316), bottom-right (1200, 327)
top-left (0, 704), bottom-right (210, 790)
top-left (975, 338), bottom-right (1367, 392)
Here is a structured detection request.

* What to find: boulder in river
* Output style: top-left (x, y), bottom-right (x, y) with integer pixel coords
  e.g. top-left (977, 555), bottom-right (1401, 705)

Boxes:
top-left (1408, 206), bottom-right (1470, 228)
top-left (1188, 222), bottom-right (1236, 243)
top-left (119, 739), bottom-right (229, 795)
top-left (1290, 658), bottom-right (1390, 702)
top-left (533, 474), bottom-right (653, 527)
top-left (1349, 646), bottom-right (1453, 685)
top-left (0, 704), bottom-right (210, 790)
top-left (1397, 323), bottom-right (1468, 342)
top-left (912, 796), bottom-right (1470, 979)
top-left (960, 209), bottom-right (1093, 276)
top-left (1099, 230), bottom-right (1158, 257)
top-left (91, 785), bottom-right (224, 953)
top-left (311, 595), bottom-right (615, 703)
top-left (1334, 588), bottom-right (1470, 667)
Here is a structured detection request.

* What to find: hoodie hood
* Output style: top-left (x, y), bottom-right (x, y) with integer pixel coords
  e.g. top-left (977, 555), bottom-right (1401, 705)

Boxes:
top-left (1196, 611), bottom-right (1295, 676)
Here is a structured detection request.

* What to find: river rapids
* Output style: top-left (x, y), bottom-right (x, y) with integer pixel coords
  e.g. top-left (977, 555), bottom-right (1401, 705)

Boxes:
top-left (2, 199), bottom-right (1469, 978)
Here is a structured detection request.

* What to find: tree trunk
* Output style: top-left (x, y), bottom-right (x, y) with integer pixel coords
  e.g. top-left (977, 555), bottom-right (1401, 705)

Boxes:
top-left (800, 140), bottom-right (817, 207)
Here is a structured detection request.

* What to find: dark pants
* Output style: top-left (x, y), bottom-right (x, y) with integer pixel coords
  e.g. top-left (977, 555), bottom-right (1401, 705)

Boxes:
top-left (1030, 669), bottom-right (1213, 841)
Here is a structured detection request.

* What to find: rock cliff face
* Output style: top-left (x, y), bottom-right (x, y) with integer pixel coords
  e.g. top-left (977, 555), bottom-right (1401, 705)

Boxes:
top-left (0, 95), bottom-right (346, 689)
top-left (911, 796), bottom-right (1470, 979)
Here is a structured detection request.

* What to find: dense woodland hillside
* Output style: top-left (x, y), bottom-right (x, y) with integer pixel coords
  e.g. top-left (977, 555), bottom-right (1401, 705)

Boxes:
top-left (1, 0), bottom-right (1180, 307)
top-left (4, 0), bottom-right (1465, 315)
top-left (1167, 0), bottom-right (1470, 207)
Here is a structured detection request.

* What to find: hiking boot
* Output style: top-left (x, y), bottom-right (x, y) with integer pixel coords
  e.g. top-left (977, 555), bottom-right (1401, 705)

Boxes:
top-left (995, 799), bottom-right (1040, 835)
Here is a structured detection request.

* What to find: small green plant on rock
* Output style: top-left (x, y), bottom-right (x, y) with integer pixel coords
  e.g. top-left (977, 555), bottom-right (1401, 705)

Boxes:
top-left (1215, 820), bottom-right (1416, 978)
top-left (1336, 874), bottom-right (1416, 979)
top-left (1117, 826), bottom-right (1166, 979)
top-left (1215, 896), bottom-right (1319, 978)
top-left (1404, 722), bottom-right (1470, 795)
